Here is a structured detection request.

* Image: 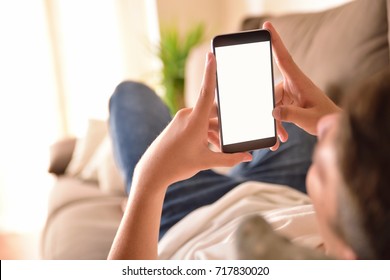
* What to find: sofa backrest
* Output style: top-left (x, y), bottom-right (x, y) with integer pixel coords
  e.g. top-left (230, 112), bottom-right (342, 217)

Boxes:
top-left (242, 0), bottom-right (390, 104)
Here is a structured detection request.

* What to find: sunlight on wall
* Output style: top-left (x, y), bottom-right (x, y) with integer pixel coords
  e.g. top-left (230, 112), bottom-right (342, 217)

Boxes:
top-left (51, 0), bottom-right (125, 136)
top-left (51, 0), bottom-right (161, 136)
top-left (115, 0), bottom-right (162, 98)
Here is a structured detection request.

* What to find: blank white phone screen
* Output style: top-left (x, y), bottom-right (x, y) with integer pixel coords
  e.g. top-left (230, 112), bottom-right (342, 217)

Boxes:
top-left (215, 41), bottom-right (274, 145)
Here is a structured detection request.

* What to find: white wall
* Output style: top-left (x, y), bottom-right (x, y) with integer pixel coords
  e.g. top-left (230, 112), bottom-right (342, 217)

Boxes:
top-left (156, 0), bottom-right (226, 38)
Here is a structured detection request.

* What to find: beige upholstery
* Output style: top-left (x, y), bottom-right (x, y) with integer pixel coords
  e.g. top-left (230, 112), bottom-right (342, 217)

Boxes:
top-left (185, 0), bottom-right (390, 107)
top-left (42, 196), bottom-right (123, 259)
top-left (48, 138), bottom-right (76, 175)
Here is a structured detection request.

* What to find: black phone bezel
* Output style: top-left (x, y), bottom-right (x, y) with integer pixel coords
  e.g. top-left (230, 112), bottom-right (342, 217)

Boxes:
top-left (212, 29), bottom-right (277, 153)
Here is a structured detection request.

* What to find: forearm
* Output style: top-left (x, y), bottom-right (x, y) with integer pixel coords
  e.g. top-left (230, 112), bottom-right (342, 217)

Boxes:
top-left (108, 181), bottom-right (167, 260)
top-left (107, 52), bottom-right (248, 259)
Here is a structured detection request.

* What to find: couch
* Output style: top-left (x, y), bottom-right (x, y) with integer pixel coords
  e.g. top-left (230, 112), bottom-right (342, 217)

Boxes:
top-left (42, 0), bottom-right (390, 259)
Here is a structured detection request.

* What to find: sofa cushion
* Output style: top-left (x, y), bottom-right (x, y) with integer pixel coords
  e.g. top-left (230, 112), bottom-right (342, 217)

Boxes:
top-left (255, 0), bottom-right (389, 103)
top-left (42, 198), bottom-right (123, 259)
top-left (47, 177), bottom-right (123, 216)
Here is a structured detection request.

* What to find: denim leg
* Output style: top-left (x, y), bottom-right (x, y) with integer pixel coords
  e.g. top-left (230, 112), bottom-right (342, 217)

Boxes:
top-left (228, 123), bottom-right (317, 193)
top-left (109, 81), bottom-right (172, 194)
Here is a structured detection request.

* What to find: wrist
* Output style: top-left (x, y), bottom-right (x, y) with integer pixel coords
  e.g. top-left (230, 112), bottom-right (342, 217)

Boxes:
top-left (133, 162), bottom-right (176, 192)
top-left (131, 171), bottom-right (169, 198)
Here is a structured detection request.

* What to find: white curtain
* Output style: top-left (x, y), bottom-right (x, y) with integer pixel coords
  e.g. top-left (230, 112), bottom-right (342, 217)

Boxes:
top-left (0, 0), bottom-right (59, 232)
top-left (0, 0), bottom-right (159, 233)
top-left (48, 0), bottom-right (160, 136)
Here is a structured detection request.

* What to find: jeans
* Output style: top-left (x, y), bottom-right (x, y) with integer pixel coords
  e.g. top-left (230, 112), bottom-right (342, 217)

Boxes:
top-left (109, 81), bottom-right (316, 239)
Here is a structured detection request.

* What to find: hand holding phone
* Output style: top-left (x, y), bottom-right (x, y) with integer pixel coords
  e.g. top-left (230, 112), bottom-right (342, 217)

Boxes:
top-left (212, 29), bottom-right (277, 153)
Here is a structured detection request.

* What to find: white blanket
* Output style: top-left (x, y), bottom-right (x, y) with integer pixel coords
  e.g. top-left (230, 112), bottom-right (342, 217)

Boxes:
top-left (158, 182), bottom-right (322, 259)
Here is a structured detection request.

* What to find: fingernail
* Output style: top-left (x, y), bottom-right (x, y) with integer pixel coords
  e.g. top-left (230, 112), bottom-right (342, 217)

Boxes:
top-left (205, 52), bottom-right (211, 65)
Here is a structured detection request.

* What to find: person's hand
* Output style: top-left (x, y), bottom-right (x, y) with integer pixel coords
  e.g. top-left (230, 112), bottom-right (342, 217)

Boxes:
top-left (264, 22), bottom-right (341, 141)
top-left (132, 52), bottom-right (252, 191)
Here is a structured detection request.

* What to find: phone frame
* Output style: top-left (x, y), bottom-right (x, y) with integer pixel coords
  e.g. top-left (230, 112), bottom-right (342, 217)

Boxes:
top-left (212, 29), bottom-right (277, 153)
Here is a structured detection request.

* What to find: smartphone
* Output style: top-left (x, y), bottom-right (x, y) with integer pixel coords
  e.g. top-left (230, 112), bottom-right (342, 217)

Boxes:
top-left (212, 29), bottom-right (277, 153)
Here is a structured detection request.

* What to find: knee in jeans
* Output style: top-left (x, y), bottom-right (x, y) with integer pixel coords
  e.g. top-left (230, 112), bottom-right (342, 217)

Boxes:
top-left (109, 81), bottom-right (155, 110)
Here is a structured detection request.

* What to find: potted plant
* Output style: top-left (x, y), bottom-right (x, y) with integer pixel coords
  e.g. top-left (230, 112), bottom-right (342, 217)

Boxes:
top-left (158, 24), bottom-right (204, 115)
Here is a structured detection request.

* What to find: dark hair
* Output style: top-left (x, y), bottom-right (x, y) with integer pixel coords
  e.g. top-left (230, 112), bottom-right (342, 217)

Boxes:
top-left (337, 68), bottom-right (390, 259)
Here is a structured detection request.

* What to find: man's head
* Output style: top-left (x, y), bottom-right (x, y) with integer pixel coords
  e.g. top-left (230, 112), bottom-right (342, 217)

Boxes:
top-left (307, 68), bottom-right (390, 259)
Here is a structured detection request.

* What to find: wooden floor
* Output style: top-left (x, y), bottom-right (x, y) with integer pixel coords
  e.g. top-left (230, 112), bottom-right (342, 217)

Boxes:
top-left (0, 233), bottom-right (40, 259)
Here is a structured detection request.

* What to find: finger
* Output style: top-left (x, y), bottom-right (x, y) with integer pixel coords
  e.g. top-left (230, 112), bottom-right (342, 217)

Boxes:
top-left (274, 82), bottom-right (284, 105)
top-left (208, 151), bottom-right (252, 167)
top-left (273, 105), bottom-right (309, 123)
top-left (270, 138), bottom-right (280, 151)
top-left (273, 105), bottom-right (319, 135)
top-left (208, 118), bottom-right (219, 133)
top-left (193, 52), bottom-right (217, 119)
top-left (210, 102), bottom-right (218, 118)
top-left (208, 131), bottom-right (221, 150)
top-left (276, 120), bottom-right (288, 142)
top-left (275, 81), bottom-right (295, 108)
top-left (263, 21), bottom-right (301, 80)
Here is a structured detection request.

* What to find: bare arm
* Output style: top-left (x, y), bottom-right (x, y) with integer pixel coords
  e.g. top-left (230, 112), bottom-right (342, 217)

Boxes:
top-left (108, 181), bottom-right (166, 259)
top-left (107, 53), bottom-right (251, 260)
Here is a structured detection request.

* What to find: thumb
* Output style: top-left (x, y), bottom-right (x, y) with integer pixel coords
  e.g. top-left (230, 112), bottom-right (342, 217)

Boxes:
top-left (208, 151), bottom-right (252, 168)
top-left (273, 105), bottom-right (311, 125)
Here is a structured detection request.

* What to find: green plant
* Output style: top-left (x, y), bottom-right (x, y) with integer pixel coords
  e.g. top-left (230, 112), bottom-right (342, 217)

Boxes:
top-left (158, 23), bottom-right (204, 115)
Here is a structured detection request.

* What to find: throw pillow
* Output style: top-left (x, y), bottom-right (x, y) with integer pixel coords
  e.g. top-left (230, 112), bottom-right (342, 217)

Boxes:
top-left (66, 119), bottom-right (108, 177)
top-left (79, 135), bottom-right (125, 195)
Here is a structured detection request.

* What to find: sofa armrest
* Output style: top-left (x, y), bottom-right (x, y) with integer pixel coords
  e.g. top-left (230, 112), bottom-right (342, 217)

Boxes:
top-left (48, 137), bottom-right (77, 175)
